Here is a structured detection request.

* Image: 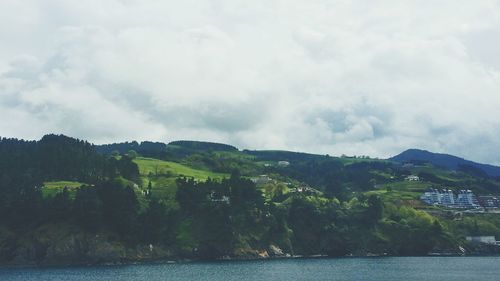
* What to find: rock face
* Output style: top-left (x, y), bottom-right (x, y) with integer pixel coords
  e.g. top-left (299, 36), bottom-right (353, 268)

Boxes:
top-left (0, 227), bottom-right (17, 262)
top-left (233, 247), bottom-right (268, 259)
top-left (3, 223), bottom-right (289, 265)
top-left (44, 235), bottom-right (127, 265)
top-left (0, 223), bottom-right (173, 266)
top-left (268, 245), bottom-right (286, 257)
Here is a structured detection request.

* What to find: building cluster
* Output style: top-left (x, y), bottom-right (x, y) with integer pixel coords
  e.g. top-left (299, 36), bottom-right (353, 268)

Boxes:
top-left (477, 195), bottom-right (500, 209)
top-left (420, 189), bottom-right (481, 209)
top-left (251, 175), bottom-right (274, 185)
top-left (466, 236), bottom-right (500, 245)
top-left (289, 185), bottom-right (320, 194)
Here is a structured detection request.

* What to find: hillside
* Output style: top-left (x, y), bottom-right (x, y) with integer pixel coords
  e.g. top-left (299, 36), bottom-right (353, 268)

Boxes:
top-left (390, 149), bottom-right (500, 178)
top-left (1, 134), bottom-right (500, 266)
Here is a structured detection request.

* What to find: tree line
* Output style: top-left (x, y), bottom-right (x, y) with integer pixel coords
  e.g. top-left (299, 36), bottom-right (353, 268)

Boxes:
top-left (0, 135), bottom-right (458, 262)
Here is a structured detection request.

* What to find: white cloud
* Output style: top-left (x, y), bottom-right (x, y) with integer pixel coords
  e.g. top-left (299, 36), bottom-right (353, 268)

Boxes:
top-left (1, 0), bottom-right (500, 164)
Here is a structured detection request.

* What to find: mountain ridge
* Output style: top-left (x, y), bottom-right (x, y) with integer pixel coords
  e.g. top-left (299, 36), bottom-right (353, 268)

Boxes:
top-left (390, 148), bottom-right (500, 177)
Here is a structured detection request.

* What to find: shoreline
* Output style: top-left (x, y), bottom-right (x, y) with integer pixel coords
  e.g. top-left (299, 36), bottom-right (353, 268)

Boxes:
top-left (2, 252), bottom-right (500, 269)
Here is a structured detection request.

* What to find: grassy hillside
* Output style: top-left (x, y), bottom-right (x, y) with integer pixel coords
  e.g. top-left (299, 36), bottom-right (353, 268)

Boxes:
top-left (134, 157), bottom-right (228, 180)
top-left (42, 181), bottom-right (84, 198)
top-left (4, 135), bottom-right (500, 265)
top-left (366, 181), bottom-right (430, 209)
top-left (133, 157), bottom-right (229, 205)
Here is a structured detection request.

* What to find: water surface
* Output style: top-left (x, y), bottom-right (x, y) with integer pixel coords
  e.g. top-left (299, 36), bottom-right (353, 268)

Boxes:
top-left (1, 257), bottom-right (499, 281)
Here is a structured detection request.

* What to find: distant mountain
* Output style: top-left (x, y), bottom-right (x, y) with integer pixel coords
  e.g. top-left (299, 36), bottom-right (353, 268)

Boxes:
top-left (390, 149), bottom-right (500, 177)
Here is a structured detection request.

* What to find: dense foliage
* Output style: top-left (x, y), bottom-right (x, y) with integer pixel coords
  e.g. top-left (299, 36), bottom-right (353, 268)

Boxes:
top-left (0, 135), bottom-right (140, 228)
top-left (96, 141), bottom-right (167, 157)
top-left (1, 134), bottom-right (500, 264)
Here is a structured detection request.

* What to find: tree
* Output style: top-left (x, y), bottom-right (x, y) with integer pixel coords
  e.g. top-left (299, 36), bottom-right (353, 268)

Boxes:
top-left (98, 181), bottom-right (139, 235)
top-left (48, 187), bottom-right (72, 221)
top-left (139, 200), bottom-right (176, 244)
top-left (117, 155), bottom-right (140, 183)
top-left (127, 150), bottom-right (138, 159)
top-left (74, 186), bottom-right (103, 231)
top-left (366, 195), bottom-right (384, 224)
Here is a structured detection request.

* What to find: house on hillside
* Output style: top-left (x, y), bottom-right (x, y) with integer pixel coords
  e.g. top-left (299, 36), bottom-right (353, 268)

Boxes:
top-left (289, 185), bottom-right (320, 194)
top-left (405, 175), bottom-right (420, 181)
top-left (208, 192), bottom-right (230, 204)
top-left (466, 236), bottom-right (498, 245)
top-left (477, 196), bottom-right (500, 209)
top-left (251, 175), bottom-right (273, 185)
top-left (278, 161), bottom-right (290, 167)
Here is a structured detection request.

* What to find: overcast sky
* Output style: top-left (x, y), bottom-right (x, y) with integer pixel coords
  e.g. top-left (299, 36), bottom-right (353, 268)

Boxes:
top-left (1, 1), bottom-right (500, 164)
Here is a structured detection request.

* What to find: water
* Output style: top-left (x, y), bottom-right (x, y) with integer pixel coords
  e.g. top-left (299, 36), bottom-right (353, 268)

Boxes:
top-left (1, 257), bottom-right (499, 281)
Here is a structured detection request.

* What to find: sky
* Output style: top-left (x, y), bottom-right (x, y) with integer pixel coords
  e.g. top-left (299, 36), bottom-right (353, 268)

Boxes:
top-left (1, 1), bottom-right (500, 164)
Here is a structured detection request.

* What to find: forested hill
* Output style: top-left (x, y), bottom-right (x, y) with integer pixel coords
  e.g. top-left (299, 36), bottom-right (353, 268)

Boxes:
top-left (1, 134), bottom-right (500, 266)
top-left (168, 140), bottom-right (238, 152)
top-left (95, 140), bottom-right (238, 159)
top-left (95, 141), bottom-right (167, 155)
top-left (391, 149), bottom-right (500, 178)
top-left (0, 134), bottom-right (140, 184)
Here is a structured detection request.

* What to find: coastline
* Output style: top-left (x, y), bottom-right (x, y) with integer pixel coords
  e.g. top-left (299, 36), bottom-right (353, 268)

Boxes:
top-left (2, 250), bottom-right (499, 269)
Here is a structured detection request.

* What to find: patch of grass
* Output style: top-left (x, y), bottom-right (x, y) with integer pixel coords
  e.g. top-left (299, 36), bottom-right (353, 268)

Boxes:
top-left (337, 157), bottom-right (388, 165)
top-left (145, 176), bottom-right (179, 208)
top-left (411, 166), bottom-right (464, 182)
top-left (133, 157), bottom-right (229, 206)
top-left (42, 181), bottom-right (84, 198)
top-left (134, 157), bottom-right (228, 180)
top-left (365, 180), bottom-right (431, 207)
top-left (212, 150), bottom-right (255, 160)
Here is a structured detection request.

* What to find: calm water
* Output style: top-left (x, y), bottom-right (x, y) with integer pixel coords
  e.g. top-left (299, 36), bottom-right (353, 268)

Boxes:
top-left (1, 257), bottom-right (499, 281)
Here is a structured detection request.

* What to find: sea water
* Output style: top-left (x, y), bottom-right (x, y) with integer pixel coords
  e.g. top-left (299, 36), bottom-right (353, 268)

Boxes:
top-left (1, 256), bottom-right (499, 281)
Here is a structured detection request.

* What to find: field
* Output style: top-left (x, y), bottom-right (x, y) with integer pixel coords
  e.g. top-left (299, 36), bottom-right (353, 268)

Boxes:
top-left (133, 157), bottom-right (229, 204)
top-left (38, 157), bottom-right (229, 201)
top-left (134, 157), bottom-right (228, 180)
top-left (42, 181), bottom-right (84, 198)
top-left (337, 157), bottom-right (389, 165)
top-left (365, 180), bottom-right (431, 208)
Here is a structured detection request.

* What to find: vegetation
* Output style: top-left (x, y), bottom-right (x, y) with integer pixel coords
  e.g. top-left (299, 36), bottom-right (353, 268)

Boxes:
top-left (1, 134), bottom-right (500, 265)
top-left (134, 157), bottom-right (227, 181)
top-left (391, 149), bottom-right (500, 177)
top-left (42, 181), bottom-right (84, 198)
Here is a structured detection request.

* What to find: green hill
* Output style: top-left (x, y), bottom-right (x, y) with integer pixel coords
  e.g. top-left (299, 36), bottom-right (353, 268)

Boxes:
top-left (42, 181), bottom-right (85, 198)
top-left (2, 134), bottom-right (500, 266)
top-left (134, 157), bottom-right (228, 180)
top-left (391, 148), bottom-right (500, 177)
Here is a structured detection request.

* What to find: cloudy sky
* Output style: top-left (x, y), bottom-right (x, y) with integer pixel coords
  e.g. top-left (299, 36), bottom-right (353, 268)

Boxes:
top-left (1, 0), bottom-right (500, 164)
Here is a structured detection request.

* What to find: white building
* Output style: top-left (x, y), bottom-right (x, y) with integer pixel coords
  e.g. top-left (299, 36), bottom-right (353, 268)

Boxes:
top-left (466, 236), bottom-right (497, 245)
top-left (421, 189), bottom-right (441, 205)
top-left (251, 175), bottom-right (273, 185)
top-left (420, 188), bottom-right (480, 209)
top-left (456, 190), bottom-right (480, 209)
top-left (209, 192), bottom-right (230, 204)
top-left (405, 175), bottom-right (420, 181)
top-left (278, 161), bottom-right (290, 167)
top-left (440, 190), bottom-right (455, 206)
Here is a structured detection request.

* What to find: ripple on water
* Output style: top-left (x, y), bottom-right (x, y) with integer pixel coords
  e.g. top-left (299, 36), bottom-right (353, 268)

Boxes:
top-left (0, 256), bottom-right (499, 281)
